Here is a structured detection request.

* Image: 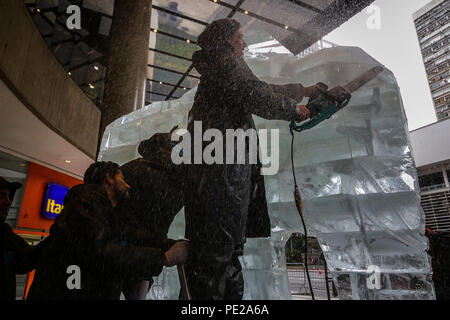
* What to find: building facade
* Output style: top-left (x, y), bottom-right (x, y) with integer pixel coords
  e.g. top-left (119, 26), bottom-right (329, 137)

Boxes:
top-left (410, 119), bottom-right (450, 232)
top-left (413, 0), bottom-right (450, 121)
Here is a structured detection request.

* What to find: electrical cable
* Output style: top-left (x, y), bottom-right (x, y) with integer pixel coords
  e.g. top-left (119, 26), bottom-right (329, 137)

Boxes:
top-left (322, 255), bottom-right (331, 300)
top-left (290, 126), bottom-right (315, 300)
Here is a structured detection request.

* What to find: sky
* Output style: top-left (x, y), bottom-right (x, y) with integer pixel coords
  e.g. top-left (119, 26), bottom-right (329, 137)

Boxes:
top-left (324, 0), bottom-right (438, 131)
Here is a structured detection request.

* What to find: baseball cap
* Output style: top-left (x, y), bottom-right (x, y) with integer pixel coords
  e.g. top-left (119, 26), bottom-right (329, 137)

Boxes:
top-left (0, 176), bottom-right (22, 193)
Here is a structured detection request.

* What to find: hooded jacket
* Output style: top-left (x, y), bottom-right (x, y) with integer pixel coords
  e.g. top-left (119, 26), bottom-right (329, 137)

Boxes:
top-left (184, 43), bottom-right (305, 244)
top-left (119, 158), bottom-right (182, 247)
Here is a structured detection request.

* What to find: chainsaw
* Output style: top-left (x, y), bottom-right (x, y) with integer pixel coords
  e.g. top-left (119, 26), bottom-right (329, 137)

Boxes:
top-left (290, 66), bottom-right (384, 133)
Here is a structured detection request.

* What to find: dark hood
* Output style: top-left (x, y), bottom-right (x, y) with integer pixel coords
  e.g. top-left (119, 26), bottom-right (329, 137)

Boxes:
top-left (192, 49), bottom-right (244, 78)
top-left (197, 18), bottom-right (240, 51)
top-left (193, 17), bottom-right (241, 76)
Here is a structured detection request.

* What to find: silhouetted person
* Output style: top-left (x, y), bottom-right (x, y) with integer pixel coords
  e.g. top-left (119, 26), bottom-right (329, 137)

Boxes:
top-left (182, 18), bottom-right (347, 300)
top-left (426, 227), bottom-right (450, 300)
top-left (27, 162), bottom-right (188, 300)
top-left (118, 130), bottom-right (185, 299)
top-left (0, 177), bottom-right (35, 300)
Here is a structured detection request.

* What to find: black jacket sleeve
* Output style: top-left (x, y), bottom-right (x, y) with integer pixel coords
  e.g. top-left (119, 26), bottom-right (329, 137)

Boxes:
top-left (103, 242), bottom-right (165, 281)
top-left (2, 223), bottom-right (36, 274)
top-left (270, 84), bottom-right (306, 102)
top-left (238, 79), bottom-right (301, 121)
top-left (57, 199), bottom-right (166, 281)
top-left (123, 225), bottom-right (177, 251)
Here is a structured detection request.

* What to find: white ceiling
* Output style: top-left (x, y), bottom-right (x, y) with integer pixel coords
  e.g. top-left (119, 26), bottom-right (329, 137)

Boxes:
top-left (0, 79), bottom-right (94, 179)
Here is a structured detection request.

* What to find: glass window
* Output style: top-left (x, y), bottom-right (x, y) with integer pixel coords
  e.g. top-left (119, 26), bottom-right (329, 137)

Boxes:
top-left (153, 0), bottom-right (232, 24)
top-left (419, 172), bottom-right (445, 191)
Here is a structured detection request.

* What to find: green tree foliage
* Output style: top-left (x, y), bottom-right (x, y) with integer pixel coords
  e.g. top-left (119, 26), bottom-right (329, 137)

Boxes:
top-left (286, 233), bottom-right (322, 263)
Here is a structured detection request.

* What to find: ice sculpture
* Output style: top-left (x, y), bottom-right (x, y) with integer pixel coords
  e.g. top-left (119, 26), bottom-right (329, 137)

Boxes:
top-left (98, 46), bottom-right (435, 300)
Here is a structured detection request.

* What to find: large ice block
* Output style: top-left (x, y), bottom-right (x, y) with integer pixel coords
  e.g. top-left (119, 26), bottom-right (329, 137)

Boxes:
top-left (248, 46), bottom-right (434, 300)
top-left (98, 46), bottom-right (434, 300)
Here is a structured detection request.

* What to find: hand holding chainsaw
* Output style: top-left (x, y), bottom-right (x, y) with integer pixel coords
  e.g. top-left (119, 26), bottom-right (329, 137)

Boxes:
top-left (292, 66), bottom-right (384, 131)
top-left (296, 84), bottom-right (351, 121)
top-left (296, 82), bottom-right (328, 121)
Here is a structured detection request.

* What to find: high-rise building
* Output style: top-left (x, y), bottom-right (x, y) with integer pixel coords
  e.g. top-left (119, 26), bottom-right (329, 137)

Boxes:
top-left (413, 0), bottom-right (450, 121)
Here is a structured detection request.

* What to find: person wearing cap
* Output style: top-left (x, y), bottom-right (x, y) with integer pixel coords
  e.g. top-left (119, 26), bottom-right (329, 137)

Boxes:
top-left (0, 177), bottom-right (35, 300)
top-left (27, 161), bottom-right (189, 300)
top-left (182, 18), bottom-right (348, 300)
top-left (117, 128), bottom-right (186, 299)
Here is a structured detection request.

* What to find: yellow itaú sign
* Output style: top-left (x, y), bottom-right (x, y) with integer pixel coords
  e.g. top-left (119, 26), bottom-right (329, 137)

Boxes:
top-left (42, 183), bottom-right (70, 219)
top-left (45, 198), bottom-right (64, 214)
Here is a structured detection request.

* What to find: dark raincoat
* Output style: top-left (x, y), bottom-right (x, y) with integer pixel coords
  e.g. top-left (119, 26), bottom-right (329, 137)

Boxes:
top-left (184, 50), bottom-right (304, 244)
top-left (183, 27), bottom-right (306, 299)
top-left (119, 158), bottom-right (181, 245)
top-left (118, 154), bottom-right (183, 296)
top-left (27, 184), bottom-right (167, 300)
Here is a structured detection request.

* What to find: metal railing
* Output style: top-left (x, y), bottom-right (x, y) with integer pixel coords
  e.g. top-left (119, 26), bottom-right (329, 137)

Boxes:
top-left (287, 263), bottom-right (337, 298)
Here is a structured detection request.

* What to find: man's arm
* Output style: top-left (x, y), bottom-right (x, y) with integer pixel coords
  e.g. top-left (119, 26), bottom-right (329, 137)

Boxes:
top-left (237, 79), bottom-right (315, 122)
top-left (270, 83), bottom-right (327, 102)
top-left (123, 225), bottom-right (177, 250)
top-left (103, 242), bottom-right (166, 280)
top-left (2, 223), bottom-right (37, 274)
top-left (65, 201), bottom-right (181, 281)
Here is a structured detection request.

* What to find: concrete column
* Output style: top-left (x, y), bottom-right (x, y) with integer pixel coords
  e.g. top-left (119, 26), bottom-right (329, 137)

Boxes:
top-left (100, 0), bottom-right (152, 142)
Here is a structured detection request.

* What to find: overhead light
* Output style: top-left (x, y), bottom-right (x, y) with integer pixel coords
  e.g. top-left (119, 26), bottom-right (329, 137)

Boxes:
top-left (213, 0), bottom-right (218, 2)
top-left (285, 25), bottom-right (289, 30)
top-left (186, 39), bottom-right (190, 43)
top-left (244, 10), bottom-right (249, 15)
top-left (153, 29), bottom-right (158, 33)
top-left (94, 66), bottom-right (99, 71)
top-left (65, 160), bottom-right (71, 164)
top-left (160, 81), bottom-right (163, 84)
top-left (89, 83), bottom-right (95, 89)
top-left (36, 8), bottom-right (41, 13)
top-left (68, 72), bottom-right (72, 76)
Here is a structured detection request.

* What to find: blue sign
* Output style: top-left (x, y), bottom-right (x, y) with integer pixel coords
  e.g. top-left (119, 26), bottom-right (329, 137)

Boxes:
top-left (42, 183), bottom-right (69, 219)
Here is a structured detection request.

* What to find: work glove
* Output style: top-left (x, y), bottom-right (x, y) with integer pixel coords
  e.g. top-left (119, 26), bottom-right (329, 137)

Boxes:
top-left (164, 240), bottom-right (190, 267)
top-left (296, 105), bottom-right (311, 122)
top-left (425, 227), bottom-right (435, 239)
top-left (327, 86), bottom-right (352, 104)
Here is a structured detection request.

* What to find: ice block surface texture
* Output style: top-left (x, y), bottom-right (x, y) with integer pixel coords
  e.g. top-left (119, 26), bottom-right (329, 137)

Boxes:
top-left (99, 46), bottom-right (434, 300)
